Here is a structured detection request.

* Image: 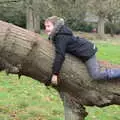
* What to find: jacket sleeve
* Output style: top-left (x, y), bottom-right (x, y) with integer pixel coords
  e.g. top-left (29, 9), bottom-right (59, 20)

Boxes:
top-left (52, 35), bottom-right (68, 75)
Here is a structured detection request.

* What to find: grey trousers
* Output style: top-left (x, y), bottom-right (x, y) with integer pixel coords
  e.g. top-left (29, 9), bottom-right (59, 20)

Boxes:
top-left (85, 55), bottom-right (120, 80)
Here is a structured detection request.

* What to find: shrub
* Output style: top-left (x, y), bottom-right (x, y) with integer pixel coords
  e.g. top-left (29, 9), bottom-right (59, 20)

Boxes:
top-left (105, 22), bottom-right (120, 34)
top-left (66, 18), bottom-right (94, 32)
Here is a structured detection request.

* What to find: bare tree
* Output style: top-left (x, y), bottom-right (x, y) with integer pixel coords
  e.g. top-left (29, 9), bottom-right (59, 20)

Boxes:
top-left (107, 1), bottom-right (120, 36)
top-left (25, 0), bottom-right (54, 33)
top-left (25, 0), bottom-right (40, 33)
top-left (88, 0), bottom-right (120, 37)
top-left (0, 0), bottom-right (52, 33)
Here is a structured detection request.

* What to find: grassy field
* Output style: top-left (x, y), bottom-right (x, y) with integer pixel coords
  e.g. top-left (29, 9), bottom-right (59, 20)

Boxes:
top-left (0, 39), bottom-right (120, 120)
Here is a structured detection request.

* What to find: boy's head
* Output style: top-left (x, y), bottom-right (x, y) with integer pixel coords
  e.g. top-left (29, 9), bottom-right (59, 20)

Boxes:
top-left (44, 16), bottom-right (64, 35)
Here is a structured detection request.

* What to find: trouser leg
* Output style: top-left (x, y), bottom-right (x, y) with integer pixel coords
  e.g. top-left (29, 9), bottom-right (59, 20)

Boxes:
top-left (107, 68), bottom-right (120, 80)
top-left (85, 55), bottom-right (120, 80)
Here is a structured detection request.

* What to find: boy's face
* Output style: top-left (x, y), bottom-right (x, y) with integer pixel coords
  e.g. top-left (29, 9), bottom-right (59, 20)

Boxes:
top-left (44, 21), bottom-right (54, 35)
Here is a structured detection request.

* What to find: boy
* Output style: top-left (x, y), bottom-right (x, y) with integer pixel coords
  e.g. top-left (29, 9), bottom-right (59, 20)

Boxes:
top-left (44, 16), bottom-right (120, 86)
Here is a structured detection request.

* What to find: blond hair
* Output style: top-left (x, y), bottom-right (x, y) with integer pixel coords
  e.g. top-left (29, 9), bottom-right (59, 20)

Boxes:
top-left (45, 16), bottom-right (64, 26)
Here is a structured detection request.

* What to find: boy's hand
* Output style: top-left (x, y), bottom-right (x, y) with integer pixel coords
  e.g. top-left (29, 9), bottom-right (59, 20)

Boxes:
top-left (51, 74), bottom-right (58, 86)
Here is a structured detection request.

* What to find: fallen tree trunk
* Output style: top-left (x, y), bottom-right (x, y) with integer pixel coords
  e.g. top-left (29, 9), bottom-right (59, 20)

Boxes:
top-left (0, 20), bottom-right (120, 120)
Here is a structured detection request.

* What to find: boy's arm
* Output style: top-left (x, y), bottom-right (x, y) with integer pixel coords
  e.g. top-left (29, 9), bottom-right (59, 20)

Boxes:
top-left (52, 35), bottom-right (68, 75)
top-left (45, 35), bottom-right (69, 86)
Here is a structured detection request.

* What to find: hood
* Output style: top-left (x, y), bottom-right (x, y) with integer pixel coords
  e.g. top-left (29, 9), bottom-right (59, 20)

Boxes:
top-left (57, 25), bottom-right (73, 36)
top-left (49, 24), bottom-right (73, 41)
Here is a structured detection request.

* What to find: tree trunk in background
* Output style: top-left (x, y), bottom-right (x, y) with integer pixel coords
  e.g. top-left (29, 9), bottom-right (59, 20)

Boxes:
top-left (97, 16), bottom-right (105, 38)
top-left (33, 12), bottom-right (40, 33)
top-left (107, 15), bottom-right (114, 37)
top-left (0, 20), bottom-right (120, 120)
top-left (26, 0), bottom-right (40, 33)
top-left (109, 23), bottom-right (114, 37)
top-left (26, 2), bottom-right (34, 32)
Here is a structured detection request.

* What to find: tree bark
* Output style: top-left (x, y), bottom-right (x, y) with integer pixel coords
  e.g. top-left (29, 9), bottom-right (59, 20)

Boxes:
top-left (0, 20), bottom-right (120, 120)
top-left (33, 12), bottom-right (40, 33)
top-left (60, 92), bottom-right (88, 120)
top-left (97, 16), bottom-right (105, 38)
top-left (26, 0), bottom-right (40, 33)
top-left (26, 0), bottom-right (34, 32)
top-left (0, 0), bottom-right (22, 4)
top-left (107, 16), bottom-right (114, 37)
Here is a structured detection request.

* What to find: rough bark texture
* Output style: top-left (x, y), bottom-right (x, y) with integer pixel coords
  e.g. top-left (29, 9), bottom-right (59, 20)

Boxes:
top-left (0, 20), bottom-right (120, 120)
top-left (26, 0), bottom-right (40, 33)
top-left (98, 16), bottom-right (105, 38)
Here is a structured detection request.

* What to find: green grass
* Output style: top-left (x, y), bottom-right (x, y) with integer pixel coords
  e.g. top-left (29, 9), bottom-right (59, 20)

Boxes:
top-left (0, 73), bottom-right (64, 120)
top-left (0, 39), bottom-right (120, 120)
top-left (95, 40), bottom-right (120, 64)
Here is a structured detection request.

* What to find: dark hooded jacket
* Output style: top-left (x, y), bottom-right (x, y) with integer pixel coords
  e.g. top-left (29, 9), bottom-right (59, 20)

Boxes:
top-left (51, 25), bottom-right (97, 75)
